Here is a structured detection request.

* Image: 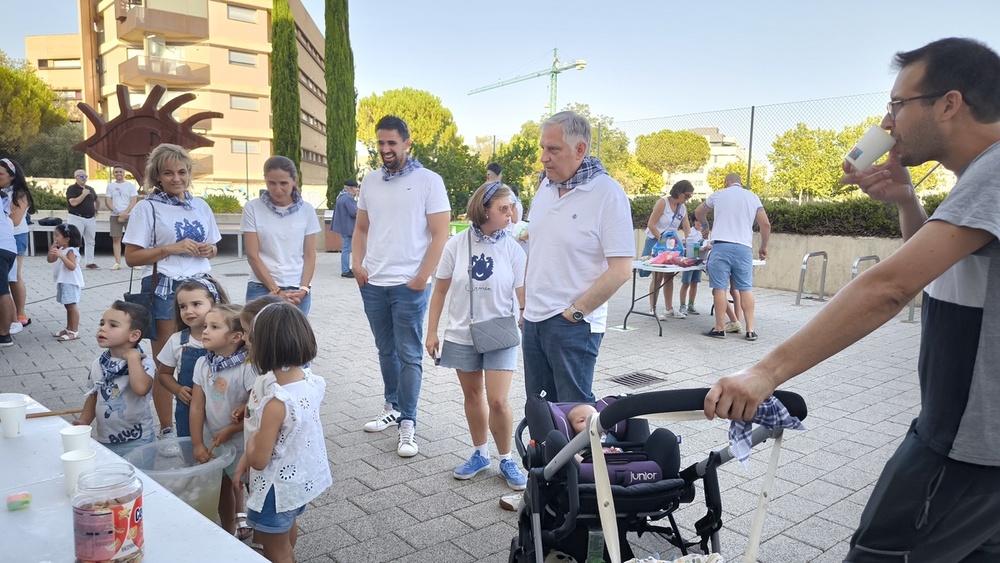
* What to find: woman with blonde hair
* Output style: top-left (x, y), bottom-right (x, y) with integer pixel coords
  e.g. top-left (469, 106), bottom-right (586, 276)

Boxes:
top-left (124, 143), bottom-right (223, 437)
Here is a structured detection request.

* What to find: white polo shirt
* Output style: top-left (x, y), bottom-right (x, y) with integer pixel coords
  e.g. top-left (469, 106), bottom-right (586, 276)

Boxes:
top-left (358, 166), bottom-right (451, 286)
top-left (704, 185), bottom-right (762, 248)
top-left (524, 173), bottom-right (634, 332)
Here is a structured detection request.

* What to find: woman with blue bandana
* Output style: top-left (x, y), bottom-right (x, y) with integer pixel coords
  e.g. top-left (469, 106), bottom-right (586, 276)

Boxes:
top-left (124, 143), bottom-right (222, 436)
top-left (425, 181), bottom-right (528, 491)
top-left (240, 156), bottom-right (320, 315)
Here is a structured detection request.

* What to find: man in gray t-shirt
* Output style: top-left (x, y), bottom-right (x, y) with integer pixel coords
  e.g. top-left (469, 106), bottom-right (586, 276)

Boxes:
top-left (705, 38), bottom-right (1000, 560)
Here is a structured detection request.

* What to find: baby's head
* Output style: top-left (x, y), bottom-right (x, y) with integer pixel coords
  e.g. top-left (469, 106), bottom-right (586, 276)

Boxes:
top-left (568, 404), bottom-right (598, 436)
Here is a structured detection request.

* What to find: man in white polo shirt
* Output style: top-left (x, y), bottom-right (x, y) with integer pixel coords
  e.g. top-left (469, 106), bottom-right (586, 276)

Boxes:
top-left (104, 164), bottom-right (139, 270)
top-left (695, 173), bottom-right (770, 341)
top-left (522, 111), bottom-right (634, 403)
top-left (353, 115), bottom-right (451, 457)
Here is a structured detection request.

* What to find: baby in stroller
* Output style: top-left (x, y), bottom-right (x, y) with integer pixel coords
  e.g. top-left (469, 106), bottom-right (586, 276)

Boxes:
top-left (510, 389), bottom-right (807, 563)
top-left (567, 404), bottom-right (622, 463)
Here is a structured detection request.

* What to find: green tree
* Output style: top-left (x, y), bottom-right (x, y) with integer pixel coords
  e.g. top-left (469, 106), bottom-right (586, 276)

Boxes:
top-left (356, 88), bottom-right (460, 150)
top-left (324, 0), bottom-right (356, 207)
top-left (0, 51), bottom-right (67, 154)
top-left (411, 142), bottom-right (484, 218)
top-left (271, 0), bottom-right (301, 173)
top-left (16, 122), bottom-right (84, 178)
top-left (768, 122), bottom-right (842, 202)
top-left (705, 159), bottom-right (775, 197)
top-left (634, 129), bottom-right (711, 183)
top-left (616, 155), bottom-right (663, 195)
top-left (493, 133), bottom-right (539, 196)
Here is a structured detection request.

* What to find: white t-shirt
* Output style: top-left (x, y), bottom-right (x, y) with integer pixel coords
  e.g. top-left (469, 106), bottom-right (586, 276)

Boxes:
top-left (156, 330), bottom-right (204, 370)
top-left (192, 357), bottom-right (256, 444)
top-left (435, 229), bottom-right (526, 345)
top-left (0, 195), bottom-right (15, 253)
top-left (240, 198), bottom-right (321, 287)
top-left (704, 185), bottom-right (763, 248)
top-left (86, 354), bottom-right (157, 446)
top-left (645, 197), bottom-right (686, 239)
top-left (106, 181), bottom-right (138, 214)
top-left (505, 194), bottom-right (525, 237)
top-left (123, 198), bottom-right (221, 279)
top-left (524, 174), bottom-right (635, 332)
top-left (358, 166), bottom-right (451, 286)
top-left (52, 246), bottom-right (85, 287)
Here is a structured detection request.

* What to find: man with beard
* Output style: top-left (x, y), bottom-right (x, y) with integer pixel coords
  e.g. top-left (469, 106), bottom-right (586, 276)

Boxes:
top-left (353, 115), bottom-right (451, 457)
top-left (704, 37), bottom-right (1000, 560)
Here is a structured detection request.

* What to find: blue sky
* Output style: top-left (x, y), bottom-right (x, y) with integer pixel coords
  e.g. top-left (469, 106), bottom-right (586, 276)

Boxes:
top-left (5, 1), bottom-right (999, 144)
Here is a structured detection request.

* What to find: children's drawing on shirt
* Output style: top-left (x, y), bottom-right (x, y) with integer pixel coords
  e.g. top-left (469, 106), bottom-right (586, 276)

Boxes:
top-left (174, 219), bottom-right (207, 243)
top-left (100, 381), bottom-right (127, 419)
top-left (210, 377), bottom-right (228, 414)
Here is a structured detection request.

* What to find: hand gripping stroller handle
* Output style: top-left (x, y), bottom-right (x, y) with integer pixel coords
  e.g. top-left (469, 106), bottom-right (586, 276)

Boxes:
top-left (596, 388), bottom-right (807, 434)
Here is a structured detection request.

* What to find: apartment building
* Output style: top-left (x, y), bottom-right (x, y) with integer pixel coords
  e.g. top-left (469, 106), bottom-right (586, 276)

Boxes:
top-left (26, 0), bottom-right (329, 188)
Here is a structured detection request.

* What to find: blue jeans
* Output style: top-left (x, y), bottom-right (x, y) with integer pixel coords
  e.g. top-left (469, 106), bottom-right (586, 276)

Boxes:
top-left (340, 233), bottom-right (353, 274)
top-left (522, 314), bottom-right (603, 403)
top-left (359, 283), bottom-right (430, 425)
top-left (245, 281), bottom-right (312, 316)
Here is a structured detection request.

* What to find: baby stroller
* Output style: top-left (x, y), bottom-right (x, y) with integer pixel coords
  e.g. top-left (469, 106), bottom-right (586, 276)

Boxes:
top-left (508, 388), bottom-right (807, 563)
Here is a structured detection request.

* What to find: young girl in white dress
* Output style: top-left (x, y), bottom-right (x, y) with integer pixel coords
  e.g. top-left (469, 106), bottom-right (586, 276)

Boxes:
top-left (48, 223), bottom-right (85, 341)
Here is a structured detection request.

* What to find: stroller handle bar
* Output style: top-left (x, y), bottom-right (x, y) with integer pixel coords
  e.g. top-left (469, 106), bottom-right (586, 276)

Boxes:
top-left (598, 388), bottom-right (807, 432)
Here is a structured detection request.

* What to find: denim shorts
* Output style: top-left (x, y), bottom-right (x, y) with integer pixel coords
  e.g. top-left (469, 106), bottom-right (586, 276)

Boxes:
top-left (140, 275), bottom-right (180, 321)
top-left (56, 283), bottom-right (82, 305)
top-left (14, 233), bottom-right (28, 256)
top-left (248, 486), bottom-right (306, 534)
top-left (439, 339), bottom-right (517, 372)
top-left (681, 269), bottom-right (702, 284)
top-left (706, 242), bottom-right (753, 291)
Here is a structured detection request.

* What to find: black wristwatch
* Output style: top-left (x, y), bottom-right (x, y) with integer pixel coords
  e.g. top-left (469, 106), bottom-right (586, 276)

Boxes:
top-left (569, 305), bottom-right (585, 322)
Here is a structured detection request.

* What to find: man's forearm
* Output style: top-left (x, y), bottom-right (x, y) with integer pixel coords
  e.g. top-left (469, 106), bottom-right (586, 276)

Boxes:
top-left (897, 188), bottom-right (929, 241)
top-left (574, 257), bottom-right (633, 314)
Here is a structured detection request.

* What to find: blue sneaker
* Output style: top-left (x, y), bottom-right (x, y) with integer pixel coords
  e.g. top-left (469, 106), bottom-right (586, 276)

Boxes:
top-left (500, 458), bottom-right (527, 490)
top-left (453, 451), bottom-right (490, 480)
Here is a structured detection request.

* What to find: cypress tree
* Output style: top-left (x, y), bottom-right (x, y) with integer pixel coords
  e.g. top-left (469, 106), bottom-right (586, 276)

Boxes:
top-left (324, 0), bottom-right (356, 205)
top-left (271, 0), bottom-right (301, 173)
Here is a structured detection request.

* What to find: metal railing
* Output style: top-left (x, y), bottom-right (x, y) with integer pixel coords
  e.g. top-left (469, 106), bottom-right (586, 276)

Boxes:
top-left (795, 251), bottom-right (828, 306)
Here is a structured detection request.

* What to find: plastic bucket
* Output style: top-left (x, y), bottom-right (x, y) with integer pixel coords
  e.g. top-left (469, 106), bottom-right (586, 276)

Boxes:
top-left (125, 437), bottom-right (235, 521)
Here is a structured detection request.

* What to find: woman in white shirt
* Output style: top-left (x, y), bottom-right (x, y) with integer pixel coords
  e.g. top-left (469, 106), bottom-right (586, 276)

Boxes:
top-left (240, 156), bottom-right (320, 315)
top-left (425, 182), bottom-right (528, 491)
top-left (641, 180), bottom-right (693, 319)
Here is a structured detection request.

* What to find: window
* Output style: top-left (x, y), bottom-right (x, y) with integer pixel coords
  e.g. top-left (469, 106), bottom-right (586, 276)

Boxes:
top-left (301, 110), bottom-right (326, 133)
top-left (301, 149), bottom-right (327, 165)
top-left (228, 50), bottom-right (257, 67)
top-left (37, 59), bottom-right (82, 69)
top-left (230, 95), bottom-right (258, 111)
top-left (231, 139), bottom-right (260, 154)
top-left (227, 5), bottom-right (256, 23)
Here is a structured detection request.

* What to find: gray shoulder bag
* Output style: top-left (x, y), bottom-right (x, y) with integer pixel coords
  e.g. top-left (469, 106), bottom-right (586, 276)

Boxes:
top-left (467, 230), bottom-right (521, 353)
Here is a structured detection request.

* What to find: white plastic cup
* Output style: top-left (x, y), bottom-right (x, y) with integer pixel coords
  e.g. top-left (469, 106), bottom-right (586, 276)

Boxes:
top-left (845, 124), bottom-right (896, 172)
top-left (60, 425), bottom-right (93, 453)
top-left (0, 399), bottom-right (28, 438)
top-left (61, 448), bottom-right (97, 496)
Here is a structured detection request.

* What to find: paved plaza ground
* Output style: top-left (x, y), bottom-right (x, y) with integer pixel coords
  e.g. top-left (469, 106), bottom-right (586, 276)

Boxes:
top-left (1, 248), bottom-right (923, 562)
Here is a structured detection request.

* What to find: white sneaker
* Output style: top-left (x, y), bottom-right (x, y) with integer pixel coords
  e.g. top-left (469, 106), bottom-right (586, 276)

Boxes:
top-left (725, 321), bottom-right (743, 333)
top-left (397, 420), bottom-right (418, 457)
top-left (110, 263), bottom-right (122, 270)
top-left (363, 402), bottom-right (401, 432)
top-left (9, 322), bottom-right (22, 335)
top-left (678, 305), bottom-right (688, 315)
top-left (660, 309), bottom-right (686, 320)
top-left (499, 492), bottom-right (523, 511)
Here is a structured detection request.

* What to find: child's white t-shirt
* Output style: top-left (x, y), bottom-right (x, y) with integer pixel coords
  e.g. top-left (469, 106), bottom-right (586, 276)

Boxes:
top-left (192, 357), bottom-right (256, 443)
top-left (244, 371), bottom-right (276, 450)
top-left (86, 354), bottom-right (156, 446)
top-left (52, 246), bottom-right (86, 287)
top-left (156, 330), bottom-right (204, 370)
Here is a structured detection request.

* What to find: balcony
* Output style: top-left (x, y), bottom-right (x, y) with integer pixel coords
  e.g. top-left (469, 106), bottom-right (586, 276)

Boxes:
top-left (119, 56), bottom-right (210, 88)
top-left (115, 1), bottom-right (208, 42)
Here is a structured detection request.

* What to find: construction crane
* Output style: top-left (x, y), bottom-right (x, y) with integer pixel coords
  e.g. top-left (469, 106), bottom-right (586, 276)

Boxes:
top-left (468, 48), bottom-right (586, 116)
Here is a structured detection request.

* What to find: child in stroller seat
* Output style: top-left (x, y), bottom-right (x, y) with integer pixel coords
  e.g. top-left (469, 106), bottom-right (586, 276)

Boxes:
top-left (567, 403), bottom-right (622, 463)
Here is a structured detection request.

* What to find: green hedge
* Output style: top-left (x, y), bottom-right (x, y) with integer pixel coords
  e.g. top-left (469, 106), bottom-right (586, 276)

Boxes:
top-left (202, 194), bottom-right (243, 214)
top-left (29, 182), bottom-right (68, 210)
top-left (628, 194), bottom-right (949, 238)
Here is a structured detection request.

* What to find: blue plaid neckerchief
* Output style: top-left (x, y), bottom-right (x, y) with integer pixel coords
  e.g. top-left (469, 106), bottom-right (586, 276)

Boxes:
top-left (471, 224), bottom-right (506, 244)
top-left (206, 346), bottom-right (249, 375)
top-left (147, 189), bottom-right (194, 211)
top-left (155, 273), bottom-right (220, 300)
top-left (381, 156), bottom-right (424, 181)
top-left (729, 396), bottom-right (805, 469)
top-left (548, 156), bottom-right (608, 191)
top-left (98, 344), bottom-right (145, 384)
top-left (261, 191), bottom-right (304, 218)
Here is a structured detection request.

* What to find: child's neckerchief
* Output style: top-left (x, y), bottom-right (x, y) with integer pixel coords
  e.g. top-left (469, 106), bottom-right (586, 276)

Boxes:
top-left (261, 191), bottom-right (304, 218)
top-left (206, 345), bottom-right (249, 375)
top-left (99, 344), bottom-right (145, 384)
top-left (147, 189), bottom-right (194, 211)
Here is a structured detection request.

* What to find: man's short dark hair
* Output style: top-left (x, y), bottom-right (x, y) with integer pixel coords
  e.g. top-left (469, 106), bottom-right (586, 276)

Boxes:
top-left (486, 162), bottom-right (502, 176)
top-left (893, 37), bottom-right (1000, 123)
top-left (375, 115), bottom-right (410, 140)
top-left (112, 300), bottom-right (150, 338)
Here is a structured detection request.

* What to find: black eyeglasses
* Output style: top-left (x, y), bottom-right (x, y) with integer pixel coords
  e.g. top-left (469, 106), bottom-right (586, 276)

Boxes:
top-left (886, 92), bottom-right (949, 121)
